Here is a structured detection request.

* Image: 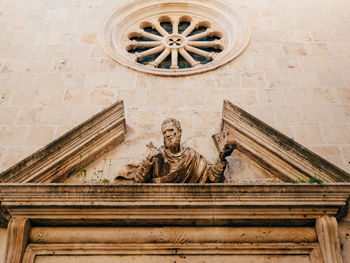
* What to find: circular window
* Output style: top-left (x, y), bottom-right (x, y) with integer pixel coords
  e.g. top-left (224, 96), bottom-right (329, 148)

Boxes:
top-left (98, 0), bottom-right (251, 76)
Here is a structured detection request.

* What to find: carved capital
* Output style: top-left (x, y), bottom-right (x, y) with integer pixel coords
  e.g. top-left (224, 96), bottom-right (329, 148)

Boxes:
top-left (315, 216), bottom-right (343, 263)
top-left (5, 218), bottom-right (31, 263)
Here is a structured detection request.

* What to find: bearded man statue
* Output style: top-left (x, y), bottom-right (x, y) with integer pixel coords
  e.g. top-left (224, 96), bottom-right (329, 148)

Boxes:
top-left (116, 118), bottom-right (236, 183)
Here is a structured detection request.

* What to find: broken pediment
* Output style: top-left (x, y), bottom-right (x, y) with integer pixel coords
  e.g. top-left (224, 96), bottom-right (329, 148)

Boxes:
top-left (0, 100), bottom-right (349, 184)
top-left (220, 100), bottom-right (350, 183)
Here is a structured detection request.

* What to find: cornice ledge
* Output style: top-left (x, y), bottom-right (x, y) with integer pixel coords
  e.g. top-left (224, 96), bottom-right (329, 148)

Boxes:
top-left (222, 100), bottom-right (350, 183)
top-left (0, 101), bottom-right (126, 183)
top-left (1, 183), bottom-right (350, 226)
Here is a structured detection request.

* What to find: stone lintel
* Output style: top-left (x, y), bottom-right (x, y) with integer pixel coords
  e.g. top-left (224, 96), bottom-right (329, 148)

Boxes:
top-left (0, 184), bottom-right (350, 227)
top-left (221, 100), bottom-right (350, 183)
top-left (0, 100), bottom-right (126, 183)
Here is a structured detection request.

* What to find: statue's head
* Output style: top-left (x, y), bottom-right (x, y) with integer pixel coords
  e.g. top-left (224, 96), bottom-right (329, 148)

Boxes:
top-left (161, 118), bottom-right (182, 150)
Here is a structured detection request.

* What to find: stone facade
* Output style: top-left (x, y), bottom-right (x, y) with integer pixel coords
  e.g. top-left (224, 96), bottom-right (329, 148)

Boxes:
top-left (0, 0), bottom-right (349, 179)
top-left (0, 0), bottom-right (350, 262)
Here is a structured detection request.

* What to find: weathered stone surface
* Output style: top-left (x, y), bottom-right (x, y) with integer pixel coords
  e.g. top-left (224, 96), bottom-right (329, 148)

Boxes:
top-left (0, 0), bottom-right (349, 176)
top-left (316, 216), bottom-right (343, 263)
top-left (5, 218), bottom-right (30, 263)
top-left (0, 101), bottom-right (125, 183)
top-left (0, 228), bottom-right (7, 263)
top-left (0, 184), bottom-right (347, 262)
top-left (0, 184), bottom-right (349, 226)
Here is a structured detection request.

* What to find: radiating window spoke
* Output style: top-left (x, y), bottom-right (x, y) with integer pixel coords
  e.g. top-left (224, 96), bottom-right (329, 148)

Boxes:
top-left (126, 15), bottom-right (224, 70)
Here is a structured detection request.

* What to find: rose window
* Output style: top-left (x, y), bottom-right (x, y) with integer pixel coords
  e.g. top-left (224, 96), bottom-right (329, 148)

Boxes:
top-left (99, 0), bottom-right (251, 76)
top-left (126, 16), bottom-right (223, 69)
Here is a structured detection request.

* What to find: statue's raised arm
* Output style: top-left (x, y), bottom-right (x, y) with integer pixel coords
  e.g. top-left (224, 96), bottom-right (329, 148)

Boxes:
top-left (116, 118), bottom-right (237, 183)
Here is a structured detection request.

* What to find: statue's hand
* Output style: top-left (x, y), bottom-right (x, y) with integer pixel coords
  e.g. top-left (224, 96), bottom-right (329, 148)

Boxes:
top-left (145, 141), bottom-right (161, 163)
top-left (219, 141), bottom-right (237, 162)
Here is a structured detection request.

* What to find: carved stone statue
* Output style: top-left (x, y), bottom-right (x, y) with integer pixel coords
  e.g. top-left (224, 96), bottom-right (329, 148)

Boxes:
top-left (115, 118), bottom-right (237, 183)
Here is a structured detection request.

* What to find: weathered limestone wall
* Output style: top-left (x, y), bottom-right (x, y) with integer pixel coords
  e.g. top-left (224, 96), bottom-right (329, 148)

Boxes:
top-left (0, 228), bottom-right (7, 263)
top-left (0, 0), bottom-right (349, 260)
top-left (0, 0), bottom-right (349, 180)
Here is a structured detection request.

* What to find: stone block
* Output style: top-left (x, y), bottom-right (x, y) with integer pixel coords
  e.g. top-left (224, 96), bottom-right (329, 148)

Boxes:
top-left (258, 89), bottom-right (287, 105)
top-left (38, 90), bottom-right (64, 106)
top-left (298, 56), bottom-right (328, 73)
top-left (66, 45), bottom-right (92, 58)
top-left (250, 55), bottom-right (277, 71)
top-left (243, 105), bottom-right (276, 125)
top-left (11, 90), bottom-right (39, 106)
top-left (110, 71), bottom-right (137, 89)
top-left (43, 45), bottom-right (67, 57)
top-left (309, 88), bottom-right (337, 105)
top-left (61, 73), bottom-right (86, 89)
top-left (84, 72), bottom-right (111, 89)
top-left (325, 57), bottom-right (350, 74)
top-left (63, 90), bottom-right (88, 105)
top-left (318, 71), bottom-right (345, 87)
top-left (335, 88), bottom-right (350, 104)
top-left (288, 30), bottom-right (313, 43)
top-left (35, 32), bottom-right (60, 45)
top-left (0, 126), bottom-right (27, 147)
top-left (177, 87), bottom-right (208, 107)
top-left (35, 74), bottom-right (62, 90)
top-left (7, 72), bottom-right (36, 88)
top-left (89, 90), bottom-right (116, 105)
top-left (322, 125), bottom-right (350, 144)
top-left (69, 106), bottom-right (101, 126)
top-left (328, 105), bottom-right (350, 124)
top-left (16, 107), bottom-right (45, 125)
top-left (117, 89), bottom-right (146, 107)
top-left (273, 106), bottom-right (304, 125)
top-left (25, 126), bottom-right (55, 146)
top-left (240, 72), bottom-right (266, 88)
top-left (302, 105), bottom-right (332, 124)
top-left (45, 106), bottom-right (73, 125)
top-left (283, 88), bottom-right (312, 106)
top-left (0, 146), bottom-right (36, 172)
top-left (291, 124), bottom-right (324, 144)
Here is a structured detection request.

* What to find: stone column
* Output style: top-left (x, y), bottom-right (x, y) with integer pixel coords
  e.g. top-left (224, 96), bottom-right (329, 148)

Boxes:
top-left (4, 218), bottom-right (30, 263)
top-left (316, 216), bottom-right (343, 263)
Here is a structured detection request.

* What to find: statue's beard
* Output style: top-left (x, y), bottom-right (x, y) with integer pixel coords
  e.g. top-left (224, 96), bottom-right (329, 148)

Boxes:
top-left (164, 136), bottom-right (181, 150)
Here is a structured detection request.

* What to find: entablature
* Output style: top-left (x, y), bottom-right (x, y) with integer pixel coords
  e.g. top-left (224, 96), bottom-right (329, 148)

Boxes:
top-left (1, 183), bottom-right (350, 227)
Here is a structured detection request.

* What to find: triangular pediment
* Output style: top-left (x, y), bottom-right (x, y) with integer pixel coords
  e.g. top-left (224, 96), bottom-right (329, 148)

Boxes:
top-left (0, 100), bottom-right (349, 183)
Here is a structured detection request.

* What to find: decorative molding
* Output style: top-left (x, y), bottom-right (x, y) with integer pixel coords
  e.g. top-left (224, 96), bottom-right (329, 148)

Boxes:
top-left (221, 100), bottom-right (350, 182)
top-left (5, 218), bottom-right (30, 263)
top-left (0, 184), bottom-right (350, 226)
top-left (28, 226), bottom-right (316, 244)
top-left (316, 216), bottom-right (343, 263)
top-left (98, 0), bottom-right (250, 76)
top-left (22, 243), bottom-right (321, 263)
top-left (0, 101), bottom-right (126, 183)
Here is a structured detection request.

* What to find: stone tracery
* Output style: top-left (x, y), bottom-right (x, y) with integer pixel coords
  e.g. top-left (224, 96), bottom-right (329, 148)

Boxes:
top-left (126, 15), bottom-right (224, 69)
top-left (98, 0), bottom-right (251, 76)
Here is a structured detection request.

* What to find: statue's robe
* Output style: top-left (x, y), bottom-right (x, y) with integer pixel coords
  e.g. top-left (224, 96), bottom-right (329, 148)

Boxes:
top-left (136, 146), bottom-right (225, 183)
